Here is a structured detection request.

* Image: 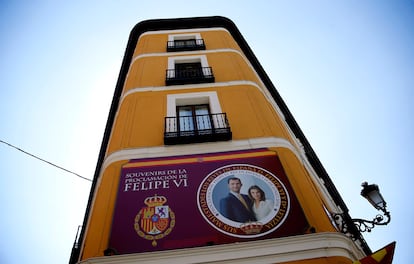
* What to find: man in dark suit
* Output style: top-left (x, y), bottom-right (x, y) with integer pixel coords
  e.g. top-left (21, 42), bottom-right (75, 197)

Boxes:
top-left (220, 177), bottom-right (256, 223)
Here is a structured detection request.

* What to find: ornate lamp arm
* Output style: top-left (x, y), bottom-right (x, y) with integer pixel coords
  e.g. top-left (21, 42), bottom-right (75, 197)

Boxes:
top-left (351, 209), bottom-right (391, 232)
top-left (333, 208), bottom-right (390, 236)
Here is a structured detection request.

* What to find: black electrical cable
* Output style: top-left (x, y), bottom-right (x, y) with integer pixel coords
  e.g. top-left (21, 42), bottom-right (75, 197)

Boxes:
top-left (0, 139), bottom-right (92, 182)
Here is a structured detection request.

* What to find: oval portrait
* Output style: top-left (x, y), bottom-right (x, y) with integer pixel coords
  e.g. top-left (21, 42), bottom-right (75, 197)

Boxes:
top-left (197, 164), bottom-right (290, 238)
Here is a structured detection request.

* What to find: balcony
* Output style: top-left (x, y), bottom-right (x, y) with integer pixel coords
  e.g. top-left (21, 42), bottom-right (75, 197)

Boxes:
top-left (166, 67), bottom-right (215, 86)
top-left (167, 39), bottom-right (206, 52)
top-left (164, 113), bottom-right (232, 145)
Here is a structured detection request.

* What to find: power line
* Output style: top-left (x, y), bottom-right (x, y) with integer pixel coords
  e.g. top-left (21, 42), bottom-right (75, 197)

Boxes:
top-left (0, 139), bottom-right (92, 182)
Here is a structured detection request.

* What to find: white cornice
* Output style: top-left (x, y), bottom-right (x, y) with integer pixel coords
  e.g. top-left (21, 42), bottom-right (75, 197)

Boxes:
top-left (121, 80), bottom-right (262, 102)
top-left (139, 27), bottom-right (230, 37)
top-left (79, 232), bottom-right (364, 264)
top-left (101, 137), bottom-right (298, 173)
top-left (130, 48), bottom-right (244, 65)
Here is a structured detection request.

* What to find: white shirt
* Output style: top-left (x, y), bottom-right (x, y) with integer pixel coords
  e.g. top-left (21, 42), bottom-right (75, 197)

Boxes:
top-left (252, 200), bottom-right (273, 221)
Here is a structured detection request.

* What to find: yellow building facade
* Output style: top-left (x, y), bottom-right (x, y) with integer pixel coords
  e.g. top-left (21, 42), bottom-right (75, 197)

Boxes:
top-left (70, 17), bottom-right (371, 264)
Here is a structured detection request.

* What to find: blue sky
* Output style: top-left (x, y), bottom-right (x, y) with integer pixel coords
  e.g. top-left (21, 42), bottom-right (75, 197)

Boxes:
top-left (1, 1), bottom-right (413, 263)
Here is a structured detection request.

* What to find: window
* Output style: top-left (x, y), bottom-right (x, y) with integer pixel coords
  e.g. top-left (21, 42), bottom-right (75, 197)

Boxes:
top-left (166, 55), bottom-right (214, 86)
top-left (174, 39), bottom-right (197, 48)
top-left (164, 92), bottom-right (232, 145)
top-left (175, 62), bottom-right (204, 79)
top-left (167, 33), bottom-right (205, 52)
top-left (177, 104), bottom-right (212, 136)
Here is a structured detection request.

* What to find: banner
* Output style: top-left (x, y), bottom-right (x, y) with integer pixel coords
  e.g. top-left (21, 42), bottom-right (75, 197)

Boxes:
top-left (109, 148), bottom-right (309, 254)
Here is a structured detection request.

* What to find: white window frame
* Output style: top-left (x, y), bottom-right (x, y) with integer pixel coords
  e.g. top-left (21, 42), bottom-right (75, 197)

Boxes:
top-left (167, 55), bottom-right (209, 78)
top-left (168, 33), bottom-right (202, 42)
top-left (166, 91), bottom-right (222, 117)
top-left (166, 92), bottom-right (223, 133)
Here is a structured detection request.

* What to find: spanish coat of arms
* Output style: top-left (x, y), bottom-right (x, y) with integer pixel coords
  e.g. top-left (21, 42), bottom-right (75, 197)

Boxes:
top-left (134, 194), bottom-right (175, 246)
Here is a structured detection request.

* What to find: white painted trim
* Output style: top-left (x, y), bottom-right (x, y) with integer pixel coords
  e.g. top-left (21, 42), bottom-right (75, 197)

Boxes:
top-left (123, 80), bottom-right (259, 98)
top-left (165, 54), bottom-right (209, 79)
top-left (168, 33), bottom-right (202, 42)
top-left (101, 137), bottom-right (300, 173)
top-left (167, 54), bottom-right (209, 69)
top-left (79, 232), bottom-right (364, 264)
top-left (166, 91), bottom-right (222, 117)
top-left (140, 27), bottom-right (230, 37)
top-left (131, 48), bottom-right (240, 65)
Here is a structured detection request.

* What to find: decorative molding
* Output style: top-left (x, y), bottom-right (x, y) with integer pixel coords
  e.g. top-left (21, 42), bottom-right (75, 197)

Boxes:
top-left (168, 32), bottom-right (202, 42)
top-left (166, 91), bottom-right (222, 116)
top-left (123, 80), bottom-right (261, 98)
top-left (140, 27), bottom-right (230, 37)
top-left (79, 232), bottom-right (363, 264)
top-left (100, 137), bottom-right (299, 173)
top-left (131, 48), bottom-right (243, 64)
top-left (167, 54), bottom-right (209, 71)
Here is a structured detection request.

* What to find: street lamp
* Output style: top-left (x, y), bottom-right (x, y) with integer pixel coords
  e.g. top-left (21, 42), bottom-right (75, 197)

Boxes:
top-left (352, 182), bottom-right (391, 232)
top-left (334, 182), bottom-right (391, 235)
top-left (360, 182), bottom-right (387, 211)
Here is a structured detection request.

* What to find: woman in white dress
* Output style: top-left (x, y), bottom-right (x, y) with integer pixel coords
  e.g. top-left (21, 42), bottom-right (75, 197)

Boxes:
top-left (248, 185), bottom-right (273, 221)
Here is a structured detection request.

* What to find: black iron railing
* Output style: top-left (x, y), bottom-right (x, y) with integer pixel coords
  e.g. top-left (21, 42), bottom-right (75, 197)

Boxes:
top-left (166, 67), bottom-right (214, 86)
top-left (164, 113), bottom-right (232, 145)
top-left (167, 39), bottom-right (206, 52)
